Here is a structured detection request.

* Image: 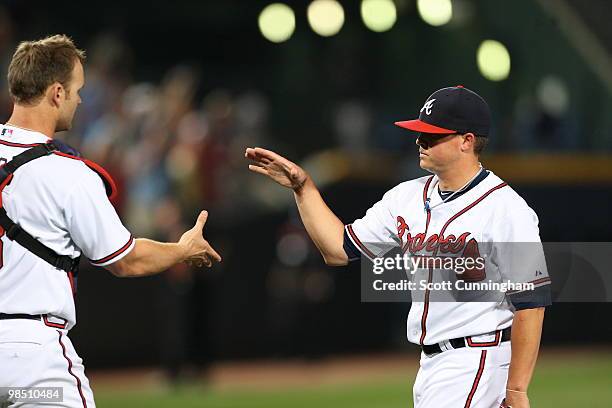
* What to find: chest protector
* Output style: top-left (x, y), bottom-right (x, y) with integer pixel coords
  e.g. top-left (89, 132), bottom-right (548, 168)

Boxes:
top-left (0, 142), bottom-right (117, 292)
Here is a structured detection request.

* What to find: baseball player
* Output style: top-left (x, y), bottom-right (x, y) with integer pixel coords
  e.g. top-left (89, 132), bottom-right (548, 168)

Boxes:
top-left (0, 35), bottom-right (221, 407)
top-left (246, 86), bottom-right (551, 408)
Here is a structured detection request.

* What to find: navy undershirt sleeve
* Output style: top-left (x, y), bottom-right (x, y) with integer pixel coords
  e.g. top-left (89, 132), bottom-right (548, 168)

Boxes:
top-left (509, 285), bottom-right (552, 310)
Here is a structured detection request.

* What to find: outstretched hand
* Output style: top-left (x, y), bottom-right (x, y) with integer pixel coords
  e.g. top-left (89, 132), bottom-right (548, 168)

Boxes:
top-left (245, 147), bottom-right (308, 191)
top-left (179, 210), bottom-right (222, 268)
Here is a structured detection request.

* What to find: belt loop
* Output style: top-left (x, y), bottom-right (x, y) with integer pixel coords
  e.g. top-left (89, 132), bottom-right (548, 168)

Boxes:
top-left (42, 314), bottom-right (67, 329)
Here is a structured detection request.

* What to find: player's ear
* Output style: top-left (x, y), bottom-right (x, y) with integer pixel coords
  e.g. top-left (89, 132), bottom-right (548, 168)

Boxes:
top-left (47, 82), bottom-right (64, 108)
top-left (460, 132), bottom-right (476, 153)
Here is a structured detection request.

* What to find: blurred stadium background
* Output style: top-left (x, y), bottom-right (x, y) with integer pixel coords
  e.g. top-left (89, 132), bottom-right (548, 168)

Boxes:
top-left (1, 0), bottom-right (611, 406)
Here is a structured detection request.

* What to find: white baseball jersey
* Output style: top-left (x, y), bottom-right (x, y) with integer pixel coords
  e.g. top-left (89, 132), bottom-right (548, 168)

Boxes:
top-left (345, 170), bottom-right (551, 345)
top-left (0, 124), bottom-right (134, 329)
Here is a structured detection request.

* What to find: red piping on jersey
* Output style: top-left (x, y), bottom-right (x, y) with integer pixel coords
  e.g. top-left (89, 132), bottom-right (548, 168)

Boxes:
top-left (0, 140), bottom-right (44, 148)
top-left (346, 224), bottom-right (376, 259)
top-left (0, 173), bottom-right (14, 207)
top-left (68, 271), bottom-right (76, 296)
top-left (464, 350), bottom-right (487, 408)
top-left (90, 235), bottom-right (134, 265)
top-left (52, 151), bottom-right (118, 201)
top-left (466, 330), bottom-right (501, 347)
top-left (418, 176), bottom-right (434, 345)
top-left (419, 266), bottom-right (433, 345)
top-left (57, 331), bottom-right (88, 408)
top-left (438, 182), bottom-right (508, 237)
top-left (419, 181), bottom-right (508, 345)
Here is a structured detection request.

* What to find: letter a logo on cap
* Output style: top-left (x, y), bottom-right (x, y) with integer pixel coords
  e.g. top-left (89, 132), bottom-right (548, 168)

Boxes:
top-left (420, 99), bottom-right (436, 115)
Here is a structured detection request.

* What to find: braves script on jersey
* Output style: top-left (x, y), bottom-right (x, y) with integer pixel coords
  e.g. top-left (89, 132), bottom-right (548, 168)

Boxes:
top-left (0, 124), bottom-right (135, 328)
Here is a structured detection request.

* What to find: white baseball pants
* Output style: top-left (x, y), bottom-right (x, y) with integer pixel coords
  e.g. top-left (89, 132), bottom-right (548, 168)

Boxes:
top-left (413, 341), bottom-right (510, 408)
top-left (0, 319), bottom-right (95, 408)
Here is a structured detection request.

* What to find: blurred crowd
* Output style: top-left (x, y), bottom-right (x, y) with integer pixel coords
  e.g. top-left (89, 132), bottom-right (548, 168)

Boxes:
top-left (1, 28), bottom-right (280, 238)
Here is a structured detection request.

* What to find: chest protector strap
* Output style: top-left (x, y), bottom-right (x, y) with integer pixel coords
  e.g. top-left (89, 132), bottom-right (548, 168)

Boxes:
top-left (0, 142), bottom-right (80, 273)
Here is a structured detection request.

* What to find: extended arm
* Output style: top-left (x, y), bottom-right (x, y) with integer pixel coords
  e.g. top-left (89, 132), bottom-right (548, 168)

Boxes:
top-left (246, 147), bottom-right (348, 266)
top-left (106, 211), bottom-right (222, 277)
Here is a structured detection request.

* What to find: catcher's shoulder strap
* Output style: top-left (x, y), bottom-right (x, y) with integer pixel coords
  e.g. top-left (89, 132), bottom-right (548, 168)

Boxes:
top-left (0, 142), bottom-right (80, 272)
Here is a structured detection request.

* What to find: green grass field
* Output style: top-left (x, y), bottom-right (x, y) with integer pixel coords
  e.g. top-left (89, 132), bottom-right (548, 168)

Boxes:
top-left (94, 352), bottom-right (612, 408)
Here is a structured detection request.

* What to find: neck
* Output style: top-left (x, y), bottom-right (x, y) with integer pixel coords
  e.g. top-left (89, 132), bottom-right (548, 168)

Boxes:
top-left (6, 104), bottom-right (57, 138)
top-left (437, 162), bottom-right (481, 191)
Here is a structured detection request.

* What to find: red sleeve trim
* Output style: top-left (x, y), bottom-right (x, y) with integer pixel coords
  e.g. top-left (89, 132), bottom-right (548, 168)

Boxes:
top-left (346, 224), bottom-right (376, 259)
top-left (91, 236), bottom-right (134, 265)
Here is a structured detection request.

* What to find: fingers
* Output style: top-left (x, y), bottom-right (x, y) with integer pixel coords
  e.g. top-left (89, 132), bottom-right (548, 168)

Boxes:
top-left (248, 164), bottom-right (269, 176)
top-left (185, 253), bottom-right (216, 268)
top-left (245, 149), bottom-right (271, 167)
top-left (245, 147), bottom-right (267, 161)
top-left (184, 240), bottom-right (222, 269)
top-left (253, 147), bottom-right (282, 161)
top-left (194, 210), bottom-right (208, 230)
top-left (206, 242), bottom-right (222, 263)
top-left (245, 147), bottom-right (286, 164)
top-left (186, 259), bottom-right (206, 268)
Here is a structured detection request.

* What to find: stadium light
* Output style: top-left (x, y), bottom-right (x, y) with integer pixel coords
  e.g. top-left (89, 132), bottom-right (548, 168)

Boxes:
top-left (361, 0), bottom-right (397, 33)
top-left (259, 3), bottom-right (296, 43)
top-left (537, 75), bottom-right (570, 116)
top-left (307, 0), bottom-right (345, 37)
top-left (417, 0), bottom-right (453, 27)
top-left (477, 40), bottom-right (511, 81)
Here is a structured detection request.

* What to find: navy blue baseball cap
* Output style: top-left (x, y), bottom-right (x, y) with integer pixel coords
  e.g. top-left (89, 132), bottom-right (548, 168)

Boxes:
top-left (394, 86), bottom-right (491, 137)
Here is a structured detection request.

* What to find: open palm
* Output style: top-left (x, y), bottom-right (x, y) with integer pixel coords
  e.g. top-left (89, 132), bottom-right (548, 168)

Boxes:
top-left (245, 147), bottom-right (308, 190)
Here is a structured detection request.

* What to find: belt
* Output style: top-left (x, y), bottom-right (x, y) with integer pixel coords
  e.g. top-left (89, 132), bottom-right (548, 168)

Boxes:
top-left (422, 327), bottom-right (511, 356)
top-left (0, 313), bottom-right (41, 321)
top-left (0, 313), bottom-right (68, 329)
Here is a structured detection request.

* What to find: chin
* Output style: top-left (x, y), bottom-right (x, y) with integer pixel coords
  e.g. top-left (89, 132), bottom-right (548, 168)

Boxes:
top-left (419, 161), bottom-right (437, 174)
